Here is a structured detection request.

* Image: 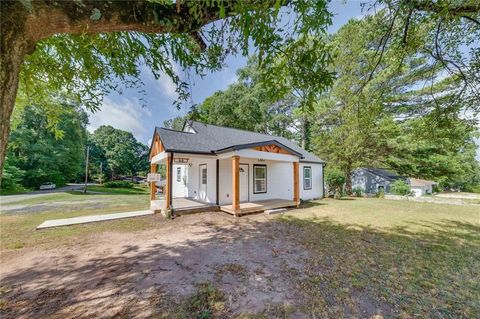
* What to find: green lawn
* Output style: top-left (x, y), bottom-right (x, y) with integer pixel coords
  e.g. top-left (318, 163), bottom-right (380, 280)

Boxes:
top-left (0, 197), bottom-right (478, 317)
top-left (280, 198), bottom-right (480, 318)
top-left (0, 193), bottom-right (154, 250)
top-left (87, 184), bottom-right (150, 195)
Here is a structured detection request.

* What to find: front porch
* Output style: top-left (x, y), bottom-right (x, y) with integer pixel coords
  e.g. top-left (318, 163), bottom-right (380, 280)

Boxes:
top-left (220, 198), bottom-right (297, 216)
top-left (150, 197), bottom-right (218, 215)
top-left (151, 197), bottom-right (296, 217)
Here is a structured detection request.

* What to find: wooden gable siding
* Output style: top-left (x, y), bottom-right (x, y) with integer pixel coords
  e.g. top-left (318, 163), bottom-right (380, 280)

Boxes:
top-left (252, 144), bottom-right (293, 155)
top-left (149, 133), bottom-right (164, 159)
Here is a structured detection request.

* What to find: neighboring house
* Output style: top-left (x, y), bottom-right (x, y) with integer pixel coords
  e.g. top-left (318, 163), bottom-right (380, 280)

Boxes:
top-left (149, 121), bottom-right (325, 216)
top-left (351, 168), bottom-right (406, 194)
top-left (409, 178), bottom-right (437, 197)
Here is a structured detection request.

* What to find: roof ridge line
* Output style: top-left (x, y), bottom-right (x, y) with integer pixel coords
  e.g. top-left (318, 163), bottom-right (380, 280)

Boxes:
top-left (157, 126), bottom-right (194, 134)
top-left (191, 120), bottom-right (286, 140)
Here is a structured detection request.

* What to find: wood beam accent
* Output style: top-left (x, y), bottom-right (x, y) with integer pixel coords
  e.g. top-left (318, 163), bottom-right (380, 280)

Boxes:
top-left (252, 144), bottom-right (292, 155)
top-left (150, 164), bottom-right (157, 201)
top-left (165, 153), bottom-right (173, 210)
top-left (149, 133), bottom-right (164, 159)
top-left (232, 155), bottom-right (240, 213)
top-left (293, 162), bottom-right (299, 206)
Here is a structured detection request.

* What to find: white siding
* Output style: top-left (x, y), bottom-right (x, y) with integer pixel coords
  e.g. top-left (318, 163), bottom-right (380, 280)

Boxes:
top-left (171, 156), bottom-right (324, 205)
top-left (184, 157), bottom-right (217, 203)
top-left (299, 163), bottom-right (324, 200)
top-left (218, 158), bottom-right (308, 205)
top-left (172, 164), bottom-right (187, 198)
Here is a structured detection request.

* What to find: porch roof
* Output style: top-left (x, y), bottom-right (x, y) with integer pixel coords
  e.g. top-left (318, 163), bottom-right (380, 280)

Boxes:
top-left (154, 121), bottom-right (325, 163)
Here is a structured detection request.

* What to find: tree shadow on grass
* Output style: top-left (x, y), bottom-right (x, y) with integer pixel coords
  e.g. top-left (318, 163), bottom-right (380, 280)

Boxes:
top-left (0, 213), bottom-right (479, 318)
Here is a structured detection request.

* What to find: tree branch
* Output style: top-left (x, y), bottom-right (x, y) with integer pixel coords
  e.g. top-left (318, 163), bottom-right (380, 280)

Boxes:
top-left (409, 1), bottom-right (480, 15)
top-left (20, 0), bottom-right (240, 43)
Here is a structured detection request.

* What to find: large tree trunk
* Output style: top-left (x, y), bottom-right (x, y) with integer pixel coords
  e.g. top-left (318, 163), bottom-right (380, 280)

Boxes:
top-left (345, 167), bottom-right (353, 196)
top-left (0, 2), bottom-right (31, 179)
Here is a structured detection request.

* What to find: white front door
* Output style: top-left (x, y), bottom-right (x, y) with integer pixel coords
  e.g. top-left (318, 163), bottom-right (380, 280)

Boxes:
top-left (173, 165), bottom-right (187, 197)
top-left (239, 164), bottom-right (249, 202)
top-left (199, 164), bottom-right (207, 201)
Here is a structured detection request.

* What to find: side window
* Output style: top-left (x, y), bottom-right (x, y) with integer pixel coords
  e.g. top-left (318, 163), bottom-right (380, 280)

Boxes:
top-left (176, 167), bottom-right (181, 182)
top-left (201, 167), bottom-right (207, 185)
top-left (253, 165), bottom-right (267, 193)
top-left (303, 166), bottom-right (312, 190)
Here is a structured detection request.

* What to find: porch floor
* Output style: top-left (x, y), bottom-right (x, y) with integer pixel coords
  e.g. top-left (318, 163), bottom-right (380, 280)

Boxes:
top-left (151, 197), bottom-right (297, 216)
top-left (150, 197), bottom-right (218, 214)
top-left (220, 199), bottom-right (297, 216)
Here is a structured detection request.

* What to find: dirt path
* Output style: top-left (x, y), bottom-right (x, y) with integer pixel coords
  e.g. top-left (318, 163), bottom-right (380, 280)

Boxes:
top-left (0, 212), bottom-right (310, 318)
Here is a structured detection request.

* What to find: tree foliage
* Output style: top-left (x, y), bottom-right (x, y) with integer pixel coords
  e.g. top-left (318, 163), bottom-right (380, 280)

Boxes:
top-left (312, 14), bottom-right (479, 191)
top-left (390, 179), bottom-right (411, 195)
top-left (89, 125), bottom-right (149, 179)
top-left (5, 103), bottom-right (88, 189)
top-left (1, 0), bottom-right (334, 173)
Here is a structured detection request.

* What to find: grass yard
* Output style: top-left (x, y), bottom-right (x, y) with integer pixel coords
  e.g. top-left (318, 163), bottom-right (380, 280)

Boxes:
top-left (86, 184), bottom-right (150, 195)
top-left (0, 192), bottom-right (153, 251)
top-left (279, 198), bottom-right (480, 318)
top-left (0, 197), bottom-right (478, 318)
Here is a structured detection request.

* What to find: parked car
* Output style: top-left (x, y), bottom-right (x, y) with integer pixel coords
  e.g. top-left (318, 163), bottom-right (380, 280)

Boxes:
top-left (39, 182), bottom-right (56, 190)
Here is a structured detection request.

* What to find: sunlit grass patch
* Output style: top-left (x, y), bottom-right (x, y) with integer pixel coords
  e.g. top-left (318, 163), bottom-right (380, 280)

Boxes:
top-left (0, 194), bottom-right (152, 250)
top-left (280, 198), bottom-right (480, 318)
top-left (151, 283), bottom-right (227, 319)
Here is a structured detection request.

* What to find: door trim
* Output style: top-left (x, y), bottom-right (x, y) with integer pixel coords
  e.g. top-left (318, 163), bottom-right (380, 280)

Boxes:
top-left (239, 163), bottom-right (249, 202)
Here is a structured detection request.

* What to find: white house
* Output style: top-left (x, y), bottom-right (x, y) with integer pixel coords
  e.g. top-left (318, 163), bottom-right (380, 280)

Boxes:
top-left (148, 121), bottom-right (325, 216)
top-left (409, 178), bottom-right (437, 197)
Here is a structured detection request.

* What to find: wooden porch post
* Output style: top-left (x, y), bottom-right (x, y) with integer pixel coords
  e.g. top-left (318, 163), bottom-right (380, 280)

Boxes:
top-left (150, 164), bottom-right (157, 200)
top-left (232, 155), bottom-right (240, 213)
top-left (293, 161), bottom-right (299, 207)
top-left (165, 153), bottom-right (172, 210)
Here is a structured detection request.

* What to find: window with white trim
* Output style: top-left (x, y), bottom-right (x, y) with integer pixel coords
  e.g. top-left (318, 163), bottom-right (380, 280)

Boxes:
top-left (176, 167), bottom-right (182, 182)
top-left (303, 166), bottom-right (312, 190)
top-left (253, 165), bottom-right (267, 193)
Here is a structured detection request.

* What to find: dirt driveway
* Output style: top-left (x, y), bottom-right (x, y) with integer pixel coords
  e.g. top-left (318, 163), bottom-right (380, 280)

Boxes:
top-left (0, 212), bottom-right (313, 318)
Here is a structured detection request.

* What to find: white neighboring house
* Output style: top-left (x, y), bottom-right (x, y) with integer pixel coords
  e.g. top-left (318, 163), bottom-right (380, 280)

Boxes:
top-left (409, 178), bottom-right (437, 197)
top-left (148, 121), bottom-right (325, 216)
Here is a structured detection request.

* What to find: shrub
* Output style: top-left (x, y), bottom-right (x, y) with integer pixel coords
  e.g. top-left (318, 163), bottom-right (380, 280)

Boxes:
top-left (103, 181), bottom-right (134, 188)
top-left (353, 187), bottom-right (363, 197)
top-left (390, 180), bottom-right (411, 195)
top-left (1, 161), bottom-right (25, 193)
top-left (325, 169), bottom-right (345, 199)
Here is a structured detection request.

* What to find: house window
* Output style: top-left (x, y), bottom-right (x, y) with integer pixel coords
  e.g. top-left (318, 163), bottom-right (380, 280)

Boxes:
top-left (253, 165), bottom-right (267, 193)
top-left (176, 167), bottom-right (181, 182)
top-left (201, 167), bottom-right (207, 185)
top-left (303, 166), bottom-right (312, 190)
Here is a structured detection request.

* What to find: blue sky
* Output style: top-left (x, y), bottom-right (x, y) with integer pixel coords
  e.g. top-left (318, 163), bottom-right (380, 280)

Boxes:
top-left (86, 1), bottom-right (479, 160)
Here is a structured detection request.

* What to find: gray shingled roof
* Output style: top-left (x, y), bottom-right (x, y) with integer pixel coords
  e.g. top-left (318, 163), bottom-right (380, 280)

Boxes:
top-left (363, 168), bottom-right (405, 181)
top-left (155, 121), bottom-right (325, 163)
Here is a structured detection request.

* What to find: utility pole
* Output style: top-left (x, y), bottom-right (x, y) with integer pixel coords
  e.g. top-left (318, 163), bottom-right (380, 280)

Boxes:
top-left (84, 146), bottom-right (89, 193)
top-left (99, 162), bottom-right (103, 185)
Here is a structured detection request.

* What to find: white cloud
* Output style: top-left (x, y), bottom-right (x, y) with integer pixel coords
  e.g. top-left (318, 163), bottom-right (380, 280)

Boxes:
top-left (141, 64), bottom-right (180, 100)
top-left (87, 97), bottom-right (152, 140)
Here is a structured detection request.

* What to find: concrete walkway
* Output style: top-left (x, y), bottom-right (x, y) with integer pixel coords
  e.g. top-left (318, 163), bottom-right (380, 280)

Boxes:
top-left (37, 210), bottom-right (154, 229)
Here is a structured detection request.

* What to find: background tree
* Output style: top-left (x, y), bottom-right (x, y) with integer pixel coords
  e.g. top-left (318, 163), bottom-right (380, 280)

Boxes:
top-left (5, 103), bottom-right (88, 189)
top-left (312, 14), bottom-right (479, 192)
top-left (90, 126), bottom-right (149, 179)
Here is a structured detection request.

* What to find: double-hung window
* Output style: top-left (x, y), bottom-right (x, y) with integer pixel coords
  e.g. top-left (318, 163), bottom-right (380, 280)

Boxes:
top-left (303, 166), bottom-right (312, 190)
top-left (253, 165), bottom-right (267, 193)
